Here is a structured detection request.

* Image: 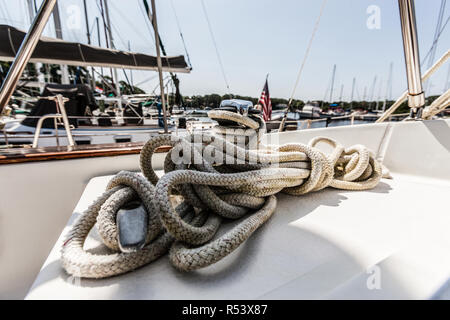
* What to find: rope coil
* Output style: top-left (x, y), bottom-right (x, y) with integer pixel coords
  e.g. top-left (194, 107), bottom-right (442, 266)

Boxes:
top-left (61, 111), bottom-right (383, 278)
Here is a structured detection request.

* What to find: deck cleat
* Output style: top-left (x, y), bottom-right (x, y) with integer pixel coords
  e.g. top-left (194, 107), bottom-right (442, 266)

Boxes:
top-left (212, 99), bottom-right (262, 127)
top-left (116, 200), bottom-right (148, 253)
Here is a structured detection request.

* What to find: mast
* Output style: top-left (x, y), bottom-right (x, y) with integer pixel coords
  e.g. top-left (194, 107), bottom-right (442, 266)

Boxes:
top-left (398, 0), bottom-right (425, 116)
top-left (383, 62), bottom-right (393, 111)
top-left (98, 0), bottom-right (118, 96)
top-left (82, 0), bottom-right (96, 90)
top-left (95, 17), bottom-right (104, 92)
top-left (369, 75), bottom-right (377, 109)
top-left (376, 77), bottom-right (383, 110)
top-left (52, 2), bottom-right (70, 84)
top-left (350, 77), bottom-right (356, 108)
top-left (26, 0), bottom-right (44, 90)
top-left (150, 0), bottom-right (168, 133)
top-left (329, 64), bottom-right (336, 103)
top-left (143, 0), bottom-right (183, 106)
top-left (339, 84), bottom-right (344, 107)
top-left (128, 41), bottom-right (134, 88)
top-left (102, 0), bottom-right (121, 99)
top-left (0, 0), bottom-right (57, 112)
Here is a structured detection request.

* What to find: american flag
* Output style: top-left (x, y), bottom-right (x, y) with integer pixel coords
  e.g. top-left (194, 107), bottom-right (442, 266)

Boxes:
top-left (258, 78), bottom-right (272, 121)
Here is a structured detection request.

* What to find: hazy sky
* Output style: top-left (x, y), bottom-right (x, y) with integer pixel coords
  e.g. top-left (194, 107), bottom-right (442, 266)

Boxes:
top-left (0, 0), bottom-right (449, 101)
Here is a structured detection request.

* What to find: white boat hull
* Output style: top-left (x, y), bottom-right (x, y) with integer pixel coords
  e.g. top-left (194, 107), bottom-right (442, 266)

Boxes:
top-left (0, 119), bottom-right (449, 299)
top-left (0, 123), bottom-right (182, 147)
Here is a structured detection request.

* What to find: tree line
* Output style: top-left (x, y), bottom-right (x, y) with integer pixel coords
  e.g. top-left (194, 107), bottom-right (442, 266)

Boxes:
top-left (181, 93), bottom-right (443, 115)
top-left (183, 94), bottom-right (305, 110)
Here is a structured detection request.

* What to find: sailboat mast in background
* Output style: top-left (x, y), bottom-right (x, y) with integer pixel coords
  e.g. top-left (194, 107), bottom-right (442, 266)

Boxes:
top-left (350, 77), bottom-right (356, 108)
top-left (95, 16), bottom-right (105, 89)
top-left (82, 0), bottom-right (96, 90)
top-left (150, 0), bottom-right (168, 133)
top-left (102, 0), bottom-right (121, 100)
top-left (26, 0), bottom-right (44, 90)
top-left (51, 2), bottom-right (69, 84)
top-left (382, 62), bottom-right (393, 111)
top-left (329, 64), bottom-right (336, 103)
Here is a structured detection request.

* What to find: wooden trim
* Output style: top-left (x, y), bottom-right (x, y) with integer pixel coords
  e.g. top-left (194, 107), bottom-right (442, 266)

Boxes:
top-left (0, 142), bottom-right (172, 164)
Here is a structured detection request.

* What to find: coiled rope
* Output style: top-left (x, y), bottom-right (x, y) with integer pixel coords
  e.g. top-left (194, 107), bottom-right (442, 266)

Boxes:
top-left (61, 111), bottom-right (383, 278)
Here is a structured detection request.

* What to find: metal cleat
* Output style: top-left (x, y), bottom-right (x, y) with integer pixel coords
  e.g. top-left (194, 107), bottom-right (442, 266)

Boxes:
top-left (116, 201), bottom-right (148, 253)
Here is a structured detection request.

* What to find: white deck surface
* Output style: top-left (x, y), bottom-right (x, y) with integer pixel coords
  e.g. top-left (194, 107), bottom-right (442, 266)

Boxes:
top-left (26, 172), bottom-right (450, 299)
top-left (23, 120), bottom-right (450, 299)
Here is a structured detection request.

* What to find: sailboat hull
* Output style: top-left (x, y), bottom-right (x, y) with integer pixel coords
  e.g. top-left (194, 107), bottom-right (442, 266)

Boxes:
top-left (0, 119), bottom-right (447, 299)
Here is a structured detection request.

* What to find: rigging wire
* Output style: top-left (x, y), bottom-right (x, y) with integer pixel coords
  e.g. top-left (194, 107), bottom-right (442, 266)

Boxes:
top-left (138, 0), bottom-right (156, 44)
top-left (89, 20), bottom-right (97, 40)
top-left (103, 19), bottom-right (134, 90)
top-left (200, 0), bottom-right (231, 95)
top-left (96, 0), bottom-right (110, 46)
top-left (421, 14), bottom-right (450, 66)
top-left (322, 73), bottom-right (331, 104)
top-left (170, 0), bottom-right (192, 68)
top-left (95, 0), bottom-right (136, 92)
top-left (425, 0), bottom-right (447, 69)
top-left (108, 19), bottom-right (131, 51)
top-left (287, 0), bottom-right (327, 107)
top-left (135, 74), bottom-right (160, 87)
top-left (419, 1), bottom-right (448, 96)
top-left (107, 0), bottom-right (154, 51)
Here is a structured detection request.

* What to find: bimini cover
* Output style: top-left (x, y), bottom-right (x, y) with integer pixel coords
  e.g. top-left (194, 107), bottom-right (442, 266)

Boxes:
top-left (0, 25), bottom-right (191, 73)
top-left (21, 84), bottom-right (98, 129)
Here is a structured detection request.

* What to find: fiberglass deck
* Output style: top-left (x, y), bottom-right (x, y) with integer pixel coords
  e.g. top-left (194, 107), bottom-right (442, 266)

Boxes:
top-left (25, 171), bottom-right (450, 299)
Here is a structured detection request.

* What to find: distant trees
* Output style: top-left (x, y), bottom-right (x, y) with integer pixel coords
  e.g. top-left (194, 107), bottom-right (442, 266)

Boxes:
top-left (180, 93), bottom-right (445, 115)
top-left (182, 93), bottom-right (305, 110)
top-left (119, 80), bottom-right (146, 95)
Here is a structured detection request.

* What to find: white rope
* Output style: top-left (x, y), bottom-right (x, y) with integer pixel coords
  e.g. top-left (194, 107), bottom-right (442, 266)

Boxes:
top-left (61, 110), bottom-right (383, 278)
top-left (422, 88), bottom-right (450, 119)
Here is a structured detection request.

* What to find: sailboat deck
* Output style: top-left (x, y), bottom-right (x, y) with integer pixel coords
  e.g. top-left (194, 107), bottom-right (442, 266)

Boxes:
top-left (25, 171), bottom-right (450, 299)
top-left (22, 119), bottom-right (450, 299)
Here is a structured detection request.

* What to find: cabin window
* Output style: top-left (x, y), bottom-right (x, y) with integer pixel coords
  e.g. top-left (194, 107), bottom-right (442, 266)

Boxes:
top-left (75, 139), bottom-right (91, 145)
top-left (4, 140), bottom-right (32, 146)
top-left (114, 135), bottom-right (132, 143)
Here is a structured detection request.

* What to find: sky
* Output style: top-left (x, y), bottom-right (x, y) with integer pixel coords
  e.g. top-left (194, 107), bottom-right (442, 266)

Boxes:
top-left (0, 0), bottom-right (449, 102)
